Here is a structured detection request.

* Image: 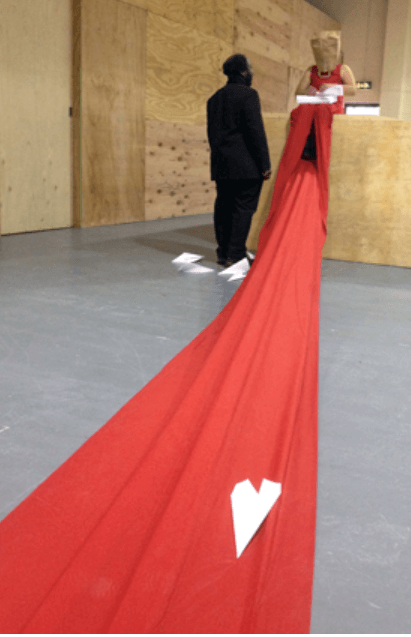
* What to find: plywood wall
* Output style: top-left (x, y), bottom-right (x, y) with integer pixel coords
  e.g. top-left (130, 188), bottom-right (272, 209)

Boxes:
top-left (146, 12), bottom-right (232, 126)
top-left (79, 0), bottom-right (146, 227)
top-left (119, 0), bottom-right (235, 41)
top-left (0, 0), bottom-right (71, 235)
top-left (143, 0), bottom-right (235, 220)
top-left (145, 120), bottom-right (215, 220)
top-left (75, 0), bottom-right (234, 226)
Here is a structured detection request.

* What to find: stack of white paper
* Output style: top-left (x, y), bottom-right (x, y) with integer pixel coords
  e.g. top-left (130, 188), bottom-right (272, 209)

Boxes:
top-left (296, 84), bottom-right (343, 105)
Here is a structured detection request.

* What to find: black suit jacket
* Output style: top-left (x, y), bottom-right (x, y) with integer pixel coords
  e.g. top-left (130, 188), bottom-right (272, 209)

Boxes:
top-left (207, 78), bottom-right (271, 180)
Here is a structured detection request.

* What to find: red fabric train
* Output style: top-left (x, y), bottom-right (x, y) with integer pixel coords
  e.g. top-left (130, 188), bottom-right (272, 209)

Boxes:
top-left (0, 104), bottom-right (333, 634)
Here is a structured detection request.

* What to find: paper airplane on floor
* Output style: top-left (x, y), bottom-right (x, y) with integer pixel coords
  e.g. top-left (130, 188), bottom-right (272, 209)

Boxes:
top-left (183, 263), bottom-right (214, 273)
top-left (172, 252), bottom-right (204, 264)
top-left (218, 257), bottom-right (250, 281)
top-left (231, 479), bottom-right (282, 558)
top-left (172, 253), bottom-right (214, 274)
top-left (228, 272), bottom-right (247, 282)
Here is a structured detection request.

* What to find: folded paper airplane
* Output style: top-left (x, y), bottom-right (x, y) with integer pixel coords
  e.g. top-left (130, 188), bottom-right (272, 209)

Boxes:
top-left (172, 253), bottom-right (204, 264)
top-left (231, 479), bottom-right (282, 558)
top-left (183, 263), bottom-right (214, 273)
top-left (218, 257), bottom-right (250, 281)
top-left (171, 253), bottom-right (214, 273)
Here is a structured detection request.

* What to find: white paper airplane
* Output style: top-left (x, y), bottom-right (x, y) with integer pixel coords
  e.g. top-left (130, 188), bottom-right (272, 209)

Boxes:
top-left (231, 479), bottom-right (282, 558)
top-left (172, 252), bottom-right (204, 264)
top-left (171, 252), bottom-right (214, 273)
top-left (228, 272), bottom-right (247, 282)
top-left (218, 257), bottom-right (250, 281)
top-left (183, 263), bottom-right (214, 273)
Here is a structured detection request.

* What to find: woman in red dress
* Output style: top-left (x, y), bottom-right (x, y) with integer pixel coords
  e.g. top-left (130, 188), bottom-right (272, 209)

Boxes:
top-left (296, 31), bottom-right (356, 114)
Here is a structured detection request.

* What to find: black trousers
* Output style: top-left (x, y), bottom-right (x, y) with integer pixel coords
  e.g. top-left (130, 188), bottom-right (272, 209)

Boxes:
top-left (214, 179), bottom-right (264, 262)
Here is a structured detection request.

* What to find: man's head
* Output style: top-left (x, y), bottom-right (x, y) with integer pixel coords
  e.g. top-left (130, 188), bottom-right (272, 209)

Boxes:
top-left (310, 31), bottom-right (341, 74)
top-left (223, 54), bottom-right (253, 86)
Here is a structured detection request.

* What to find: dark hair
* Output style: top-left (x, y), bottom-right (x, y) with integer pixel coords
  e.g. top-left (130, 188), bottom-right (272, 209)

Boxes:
top-left (222, 54), bottom-right (249, 77)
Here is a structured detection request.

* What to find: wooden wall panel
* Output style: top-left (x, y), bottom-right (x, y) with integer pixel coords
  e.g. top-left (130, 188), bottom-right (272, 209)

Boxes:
top-left (234, 0), bottom-right (292, 63)
top-left (81, 0), bottom-right (146, 227)
top-left (147, 0), bottom-right (235, 42)
top-left (120, 0), bottom-right (235, 42)
top-left (0, 0), bottom-right (71, 235)
top-left (323, 116), bottom-right (411, 267)
top-left (248, 114), bottom-right (411, 269)
top-left (145, 120), bottom-right (215, 220)
top-left (146, 12), bottom-right (232, 125)
top-left (73, 0), bottom-right (82, 227)
top-left (244, 49), bottom-right (289, 113)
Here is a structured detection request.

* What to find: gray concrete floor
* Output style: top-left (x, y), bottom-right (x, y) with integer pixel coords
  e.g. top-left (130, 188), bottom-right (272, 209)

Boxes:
top-left (1, 215), bottom-right (411, 633)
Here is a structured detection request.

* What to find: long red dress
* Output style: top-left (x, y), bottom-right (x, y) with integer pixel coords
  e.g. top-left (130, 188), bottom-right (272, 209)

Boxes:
top-left (0, 104), bottom-right (333, 634)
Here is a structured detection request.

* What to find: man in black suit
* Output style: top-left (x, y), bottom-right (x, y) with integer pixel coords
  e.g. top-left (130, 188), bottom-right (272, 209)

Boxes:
top-left (207, 54), bottom-right (271, 267)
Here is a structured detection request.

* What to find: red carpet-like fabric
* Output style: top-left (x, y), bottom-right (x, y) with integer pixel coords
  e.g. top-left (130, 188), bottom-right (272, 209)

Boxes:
top-left (0, 104), bottom-right (333, 634)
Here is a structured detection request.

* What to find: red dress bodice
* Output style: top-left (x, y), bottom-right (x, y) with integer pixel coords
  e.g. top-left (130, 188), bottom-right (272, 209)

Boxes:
top-left (310, 64), bottom-right (344, 114)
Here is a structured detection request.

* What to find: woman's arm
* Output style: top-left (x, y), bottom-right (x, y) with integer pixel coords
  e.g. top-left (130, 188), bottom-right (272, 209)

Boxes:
top-left (340, 64), bottom-right (356, 96)
top-left (295, 67), bottom-right (316, 96)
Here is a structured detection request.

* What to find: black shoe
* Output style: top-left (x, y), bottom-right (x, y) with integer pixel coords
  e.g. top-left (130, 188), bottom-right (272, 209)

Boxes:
top-left (224, 257), bottom-right (242, 268)
top-left (217, 257), bottom-right (227, 266)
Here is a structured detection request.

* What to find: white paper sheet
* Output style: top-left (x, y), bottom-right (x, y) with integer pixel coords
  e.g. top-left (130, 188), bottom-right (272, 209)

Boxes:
top-left (296, 85), bottom-right (343, 105)
top-left (322, 85), bottom-right (344, 97)
top-left (296, 94), bottom-right (337, 104)
top-left (231, 479), bottom-right (282, 558)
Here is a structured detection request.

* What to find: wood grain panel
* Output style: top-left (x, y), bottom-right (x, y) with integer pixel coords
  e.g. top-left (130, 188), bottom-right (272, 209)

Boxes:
top-left (145, 120), bottom-right (215, 220)
top-left (73, 0), bottom-right (82, 227)
top-left (146, 12), bottom-right (232, 125)
top-left (234, 0), bottom-right (291, 114)
top-left (242, 48), bottom-right (289, 113)
top-left (248, 114), bottom-right (411, 269)
top-left (0, 0), bottom-right (71, 235)
top-left (149, 0), bottom-right (234, 42)
top-left (119, 0), bottom-right (235, 41)
top-left (236, 0), bottom-right (292, 35)
top-left (324, 116), bottom-right (411, 267)
top-left (81, 0), bottom-right (146, 227)
top-left (235, 25), bottom-right (290, 64)
top-left (117, 0), bottom-right (148, 8)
